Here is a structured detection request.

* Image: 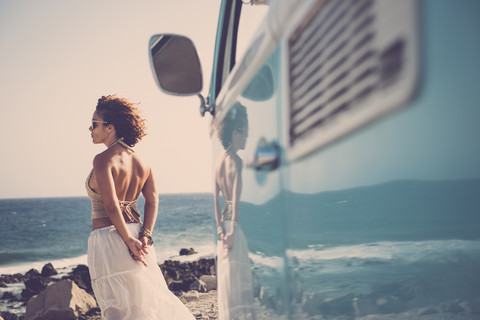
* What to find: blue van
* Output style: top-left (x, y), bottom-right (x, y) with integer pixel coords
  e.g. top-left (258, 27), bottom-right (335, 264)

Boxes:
top-left (149, 0), bottom-right (480, 319)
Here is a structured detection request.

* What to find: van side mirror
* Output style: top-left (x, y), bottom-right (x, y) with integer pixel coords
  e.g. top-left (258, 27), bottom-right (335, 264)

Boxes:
top-left (148, 34), bottom-right (203, 96)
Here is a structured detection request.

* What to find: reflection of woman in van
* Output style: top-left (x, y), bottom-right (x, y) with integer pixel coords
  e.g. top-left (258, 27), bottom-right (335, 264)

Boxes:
top-left (215, 102), bottom-right (256, 320)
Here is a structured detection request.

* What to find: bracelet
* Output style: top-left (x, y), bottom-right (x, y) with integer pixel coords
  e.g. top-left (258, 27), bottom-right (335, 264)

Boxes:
top-left (140, 226), bottom-right (152, 237)
top-left (139, 226), bottom-right (153, 246)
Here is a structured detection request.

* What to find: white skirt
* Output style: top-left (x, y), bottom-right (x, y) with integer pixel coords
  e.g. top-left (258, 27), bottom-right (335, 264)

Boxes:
top-left (217, 221), bottom-right (256, 320)
top-left (87, 223), bottom-right (195, 320)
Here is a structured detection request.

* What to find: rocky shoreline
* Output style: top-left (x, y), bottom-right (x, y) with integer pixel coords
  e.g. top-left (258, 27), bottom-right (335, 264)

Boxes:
top-left (0, 249), bottom-right (218, 320)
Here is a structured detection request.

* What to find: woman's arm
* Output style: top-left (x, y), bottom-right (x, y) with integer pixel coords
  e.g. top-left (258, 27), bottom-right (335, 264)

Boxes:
top-left (214, 176), bottom-right (223, 240)
top-left (224, 158), bottom-right (241, 248)
top-left (141, 168), bottom-right (159, 245)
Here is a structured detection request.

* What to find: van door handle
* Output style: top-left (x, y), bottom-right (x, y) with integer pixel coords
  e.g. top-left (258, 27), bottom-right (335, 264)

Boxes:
top-left (247, 139), bottom-right (280, 171)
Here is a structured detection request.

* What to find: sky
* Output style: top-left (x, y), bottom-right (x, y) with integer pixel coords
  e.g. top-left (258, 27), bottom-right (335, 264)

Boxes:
top-left (0, 1), bottom-right (226, 198)
top-left (5, 1), bottom-right (478, 200)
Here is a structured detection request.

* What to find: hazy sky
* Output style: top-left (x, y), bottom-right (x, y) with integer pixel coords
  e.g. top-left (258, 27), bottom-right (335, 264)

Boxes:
top-left (0, 1), bottom-right (226, 198)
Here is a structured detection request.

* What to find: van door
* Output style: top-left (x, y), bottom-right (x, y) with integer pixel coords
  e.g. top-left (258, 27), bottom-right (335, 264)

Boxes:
top-left (212, 48), bottom-right (290, 319)
top-left (209, 2), bottom-right (291, 318)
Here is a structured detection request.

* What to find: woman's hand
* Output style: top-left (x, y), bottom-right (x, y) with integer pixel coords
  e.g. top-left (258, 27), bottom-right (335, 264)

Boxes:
top-left (126, 237), bottom-right (149, 266)
top-left (139, 235), bottom-right (152, 249)
top-left (220, 233), bottom-right (234, 259)
top-left (139, 227), bottom-right (153, 248)
top-left (223, 233), bottom-right (234, 249)
top-left (218, 233), bottom-right (229, 259)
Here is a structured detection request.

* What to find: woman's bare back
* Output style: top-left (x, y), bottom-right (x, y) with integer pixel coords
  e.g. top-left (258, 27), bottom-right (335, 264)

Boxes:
top-left (215, 152), bottom-right (243, 202)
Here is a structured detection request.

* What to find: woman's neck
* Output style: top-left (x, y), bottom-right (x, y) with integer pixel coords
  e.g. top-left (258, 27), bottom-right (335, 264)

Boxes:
top-left (226, 145), bottom-right (238, 155)
top-left (105, 137), bottom-right (118, 149)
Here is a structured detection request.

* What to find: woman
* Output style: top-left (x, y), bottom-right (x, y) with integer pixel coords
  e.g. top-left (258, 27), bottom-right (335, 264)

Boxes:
top-left (86, 95), bottom-right (195, 320)
top-left (214, 103), bottom-right (256, 320)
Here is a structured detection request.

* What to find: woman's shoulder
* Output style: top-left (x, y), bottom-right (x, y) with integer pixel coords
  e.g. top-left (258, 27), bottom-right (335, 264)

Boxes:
top-left (228, 152), bottom-right (243, 168)
top-left (221, 153), bottom-right (242, 174)
top-left (131, 150), bottom-right (149, 166)
top-left (92, 151), bottom-right (110, 169)
top-left (129, 152), bottom-right (152, 178)
top-left (92, 147), bottom-right (121, 169)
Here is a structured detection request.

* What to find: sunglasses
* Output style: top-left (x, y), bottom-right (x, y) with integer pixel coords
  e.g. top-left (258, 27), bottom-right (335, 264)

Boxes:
top-left (92, 120), bottom-right (108, 129)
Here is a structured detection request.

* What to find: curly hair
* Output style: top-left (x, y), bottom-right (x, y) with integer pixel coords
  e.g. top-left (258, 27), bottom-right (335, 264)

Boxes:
top-left (218, 102), bottom-right (248, 150)
top-left (95, 95), bottom-right (146, 147)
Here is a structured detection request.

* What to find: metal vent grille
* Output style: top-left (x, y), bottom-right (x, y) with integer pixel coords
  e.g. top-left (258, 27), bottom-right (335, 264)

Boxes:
top-left (288, 0), bottom-right (405, 148)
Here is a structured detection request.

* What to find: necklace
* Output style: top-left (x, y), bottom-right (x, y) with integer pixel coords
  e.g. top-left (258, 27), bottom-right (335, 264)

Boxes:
top-left (108, 138), bottom-right (134, 152)
top-left (108, 140), bottom-right (118, 148)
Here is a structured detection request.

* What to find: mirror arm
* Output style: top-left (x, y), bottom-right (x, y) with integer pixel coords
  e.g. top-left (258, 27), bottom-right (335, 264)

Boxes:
top-left (199, 94), bottom-right (215, 117)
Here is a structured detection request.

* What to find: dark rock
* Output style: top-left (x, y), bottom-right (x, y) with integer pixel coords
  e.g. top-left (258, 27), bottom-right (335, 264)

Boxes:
top-left (24, 269), bottom-right (40, 280)
top-left (168, 280), bottom-right (190, 293)
top-left (194, 258), bottom-right (216, 276)
top-left (163, 267), bottom-right (179, 280)
top-left (22, 277), bottom-right (47, 299)
top-left (179, 248), bottom-right (196, 256)
top-left (0, 311), bottom-right (19, 320)
top-left (67, 265), bottom-right (92, 294)
top-left (77, 307), bottom-right (101, 320)
top-left (159, 258), bottom-right (215, 294)
top-left (1, 291), bottom-right (16, 301)
top-left (170, 277), bottom-right (196, 293)
top-left (0, 273), bottom-right (23, 284)
top-left (40, 263), bottom-right (57, 277)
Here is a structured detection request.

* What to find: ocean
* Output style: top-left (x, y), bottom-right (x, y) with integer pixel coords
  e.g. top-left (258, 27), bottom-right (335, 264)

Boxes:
top-left (0, 193), bottom-right (216, 276)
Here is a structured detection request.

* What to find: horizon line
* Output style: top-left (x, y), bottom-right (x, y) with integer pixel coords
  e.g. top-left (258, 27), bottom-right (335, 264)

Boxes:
top-left (0, 191), bottom-right (214, 201)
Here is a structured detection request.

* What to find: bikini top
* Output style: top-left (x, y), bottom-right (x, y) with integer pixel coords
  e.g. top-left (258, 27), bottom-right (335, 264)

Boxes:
top-left (85, 169), bottom-right (141, 223)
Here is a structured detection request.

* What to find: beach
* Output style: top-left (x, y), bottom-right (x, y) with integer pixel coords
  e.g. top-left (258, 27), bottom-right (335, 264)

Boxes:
top-left (0, 256), bottom-right (218, 320)
top-left (0, 194), bottom-right (219, 319)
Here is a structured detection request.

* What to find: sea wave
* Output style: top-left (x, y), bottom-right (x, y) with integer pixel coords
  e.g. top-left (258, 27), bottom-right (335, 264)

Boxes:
top-left (0, 254), bottom-right (88, 275)
top-left (249, 251), bottom-right (283, 270)
top-left (286, 239), bottom-right (480, 263)
top-left (0, 242), bottom-right (217, 276)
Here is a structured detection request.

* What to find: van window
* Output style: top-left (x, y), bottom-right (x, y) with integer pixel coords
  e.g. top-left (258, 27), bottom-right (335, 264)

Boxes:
top-left (236, 3), bottom-right (269, 65)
